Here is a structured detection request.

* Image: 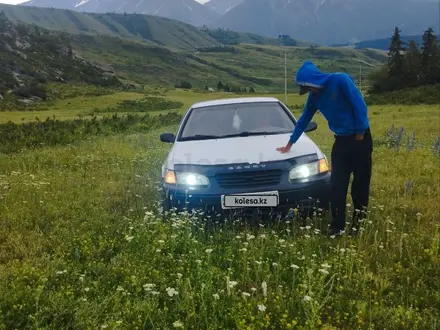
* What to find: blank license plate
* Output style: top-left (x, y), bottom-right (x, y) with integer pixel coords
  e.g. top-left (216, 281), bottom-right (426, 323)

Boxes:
top-left (222, 192), bottom-right (279, 209)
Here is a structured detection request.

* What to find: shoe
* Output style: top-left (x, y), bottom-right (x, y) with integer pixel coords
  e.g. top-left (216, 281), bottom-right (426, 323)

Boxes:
top-left (328, 227), bottom-right (344, 237)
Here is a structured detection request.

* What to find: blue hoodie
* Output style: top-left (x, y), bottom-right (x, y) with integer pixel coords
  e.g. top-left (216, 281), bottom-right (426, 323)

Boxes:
top-left (289, 61), bottom-right (369, 144)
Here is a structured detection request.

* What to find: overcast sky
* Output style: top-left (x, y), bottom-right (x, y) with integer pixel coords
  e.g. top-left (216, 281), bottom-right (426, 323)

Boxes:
top-left (0, 0), bottom-right (26, 3)
top-left (0, 0), bottom-right (211, 3)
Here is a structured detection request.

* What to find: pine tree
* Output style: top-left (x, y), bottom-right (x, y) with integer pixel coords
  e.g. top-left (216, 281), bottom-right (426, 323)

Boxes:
top-left (421, 28), bottom-right (439, 85)
top-left (403, 40), bottom-right (422, 87)
top-left (387, 27), bottom-right (405, 90)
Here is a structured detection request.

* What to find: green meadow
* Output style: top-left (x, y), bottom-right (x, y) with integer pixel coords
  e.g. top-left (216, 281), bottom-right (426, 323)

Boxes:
top-left (0, 88), bottom-right (439, 329)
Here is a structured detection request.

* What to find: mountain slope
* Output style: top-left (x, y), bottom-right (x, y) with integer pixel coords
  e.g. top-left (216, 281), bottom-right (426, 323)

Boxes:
top-left (0, 12), bottom-right (121, 108)
top-left (21, 0), bottom-right (220, 27)
top-left (217, 0), bottom-right (439, 45)
top-left (0, 4), bottom-right (220, 50)
top-left (204, 0), bottom-right (243, 15)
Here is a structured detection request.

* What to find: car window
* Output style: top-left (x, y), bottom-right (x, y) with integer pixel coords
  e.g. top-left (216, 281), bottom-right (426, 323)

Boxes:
top-left (179, 102), bottom-right (295, 140)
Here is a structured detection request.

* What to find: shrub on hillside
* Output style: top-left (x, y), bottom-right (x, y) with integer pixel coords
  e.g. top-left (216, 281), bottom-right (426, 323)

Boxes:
top-left (365, 84), bottom-right (440, 105)
top-left (175, 81), bottom-right (192, 89)
top-left (0, 112), bottom-right (182, 154)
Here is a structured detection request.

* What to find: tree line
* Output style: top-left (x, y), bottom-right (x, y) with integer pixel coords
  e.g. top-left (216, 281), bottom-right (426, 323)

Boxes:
top-left (369, 27), bottom-right (439, 93)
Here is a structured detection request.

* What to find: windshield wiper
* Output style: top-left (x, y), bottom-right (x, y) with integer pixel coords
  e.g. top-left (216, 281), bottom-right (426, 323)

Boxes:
top-left (220, 131), bottom-right (290, 138)
top-left (179, 134), bottom-right (221, 141)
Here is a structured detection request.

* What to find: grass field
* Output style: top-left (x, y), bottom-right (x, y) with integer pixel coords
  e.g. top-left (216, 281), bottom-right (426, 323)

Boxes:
top-left (0, 89), bottom-right (439, 329)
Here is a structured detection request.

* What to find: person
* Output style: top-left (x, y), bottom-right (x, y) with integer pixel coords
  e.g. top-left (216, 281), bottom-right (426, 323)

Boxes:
top-left (276, 61), bottom-right (373, 236)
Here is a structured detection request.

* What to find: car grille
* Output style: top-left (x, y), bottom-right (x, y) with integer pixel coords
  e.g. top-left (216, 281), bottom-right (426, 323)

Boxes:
top-left (216, 170), bottom-right (282, 188)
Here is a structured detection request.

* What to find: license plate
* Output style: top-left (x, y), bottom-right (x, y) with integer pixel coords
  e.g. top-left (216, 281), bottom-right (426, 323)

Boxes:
top-left (221, 191), bottom-right (279, 209)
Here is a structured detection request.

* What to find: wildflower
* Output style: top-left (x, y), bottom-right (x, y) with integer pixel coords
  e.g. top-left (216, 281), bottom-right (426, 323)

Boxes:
top-left (303, 295), bottom-right (311, 302)
top-left (262, 281), bottom-right (267, 297)
top-left (143, 283), bottom-right (156, 291)
top-left (258, 304), bottom-right (266, 312)
top-left (319, 269), bottom-right (330, 275)
top-left (117, 286), bottom-right (124, 291)
top-left (251, 287), bottom-right (257, 292)
top-left (173, 320), bottom-right (184, 328)
top-left (278, 239), bottom-right (286, 244)
top-left (158, 240), bottom-right (165, 243)
top-left (125, 236), bottom-right (134, 242)
top-left (84, 287), bottom-right (90, 292)
top-left (156, 249), bottom-right (161, 253)
top-left (242, 292), bottom-right (251, 298)
top-left (246, 234), bottom-right (255, 240)
top-left (166, 287), bottom-right (178, 297)
top-left (339, 248), bottom-right (346, 253)
top-left (239, 248), bottom-right (247, 252)
top-left (255, 260), bottom-right (262, 265)
top-left (272, 262), bottom-right (278, 267)
top-left (205, 248), bottom-right (213, 254)
top-left (321, 263), bottom-right (331, 268)
top-left (213, 293), bottom-right (220, 300)
top-left (290, 264), bottom-right (300, 270)
top-left (304, 235), bottom-right (311, 239)
top-left (305, 225), bottom-right (311, 230)
top-left (195, 259), bottom-right (202, 264)
top-left (176, 273), bottom-right (183, 279)
top-left (101, 325), bottom-right (108, 328)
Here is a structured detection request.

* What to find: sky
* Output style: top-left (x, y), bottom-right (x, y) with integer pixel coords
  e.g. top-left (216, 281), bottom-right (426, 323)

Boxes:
top-left (0, 0), bottom-right (26, 3)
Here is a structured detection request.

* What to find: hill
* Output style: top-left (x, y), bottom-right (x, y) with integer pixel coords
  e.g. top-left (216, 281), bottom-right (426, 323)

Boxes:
top-left (334, 35), bottom-right (440, 51)
top-left (0, 4), bottom-right (220, 51)
top-left (22, 0), bottom-right (220, 27)
top-left (0, 12), bottom-right (122, 109)
top-left (216, 0), bottom-right (438, 45)
top-left (0, 4), bottom-right (308, 50)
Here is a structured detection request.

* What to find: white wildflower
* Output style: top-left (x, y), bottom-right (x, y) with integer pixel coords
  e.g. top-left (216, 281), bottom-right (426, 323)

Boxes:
top-left (319, 269), bottom-right (330, 275)
top-left (173, 320), bottom-right (184, 328)
top-left (242, 292), bottom-right (251, 298)
top-left (290, 264), bottom-right (300, 270)
top-left (303, 295), bottom-right (311, 302)
top-left (205, 248), bottom-right (213, 254)
top-left (213, 293), bottom-right (220, 300)
top-left (166, 287), bottom-right (178, 297)
top-left (261, 281), bottom-right (267, 297)
top-left (258, 304), bottom-right (266, 312)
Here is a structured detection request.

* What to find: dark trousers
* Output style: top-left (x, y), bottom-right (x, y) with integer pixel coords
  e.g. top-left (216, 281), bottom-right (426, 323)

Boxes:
top-left (330, 128), bottom-right (373, 231)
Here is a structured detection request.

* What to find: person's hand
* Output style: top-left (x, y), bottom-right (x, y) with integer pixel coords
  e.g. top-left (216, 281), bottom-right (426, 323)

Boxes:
top-left (276, 143), bottom-right (292, 153)
top-left (355, 133), bottom-right (364, 141)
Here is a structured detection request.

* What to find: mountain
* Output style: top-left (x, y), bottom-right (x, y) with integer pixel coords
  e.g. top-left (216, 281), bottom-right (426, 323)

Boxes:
top-left (216, 0), bottom-right (439, 45)
top-left (0, 12), bottom-right (121, 108)
top-left (0, 4), bottom-right (306, 50)
top-left (0, 4), bottom-right (220, 51)
top-left (204, 0), bottom-right (243, 15)
top-left (21, 0), bottom-right (220, 27)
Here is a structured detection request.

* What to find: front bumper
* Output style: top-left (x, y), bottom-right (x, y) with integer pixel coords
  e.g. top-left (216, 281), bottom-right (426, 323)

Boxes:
top-left (162, 172), bottom-right (331, 214)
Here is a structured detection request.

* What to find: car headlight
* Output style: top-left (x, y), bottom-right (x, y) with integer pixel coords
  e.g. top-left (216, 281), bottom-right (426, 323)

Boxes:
top-left (164, 170), bottom-right (209, 187)
top-left (289, 158), bottom-right (329, 181)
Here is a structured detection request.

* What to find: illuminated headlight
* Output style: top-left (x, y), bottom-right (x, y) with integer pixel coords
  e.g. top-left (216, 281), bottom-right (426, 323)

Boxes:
top-left (289, 159), bottom-right (329, 181)
top-left (177, 172), bottom-right (210, 186)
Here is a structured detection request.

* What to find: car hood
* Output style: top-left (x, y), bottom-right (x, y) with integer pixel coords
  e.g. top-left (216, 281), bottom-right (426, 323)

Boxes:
top-left (170, 134), bottom-right (319, 166)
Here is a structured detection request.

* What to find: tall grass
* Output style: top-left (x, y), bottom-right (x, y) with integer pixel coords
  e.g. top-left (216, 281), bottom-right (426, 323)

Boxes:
top-left (0, 98), bottom-right (439, 329)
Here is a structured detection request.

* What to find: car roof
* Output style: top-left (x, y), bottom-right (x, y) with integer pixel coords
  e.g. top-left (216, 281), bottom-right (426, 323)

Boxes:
top-left (190, 97), bottom-right (281, 109)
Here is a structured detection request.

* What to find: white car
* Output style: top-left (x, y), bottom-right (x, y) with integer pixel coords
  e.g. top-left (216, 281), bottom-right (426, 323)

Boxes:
top-left (159, 97), bottom-right (331, 216)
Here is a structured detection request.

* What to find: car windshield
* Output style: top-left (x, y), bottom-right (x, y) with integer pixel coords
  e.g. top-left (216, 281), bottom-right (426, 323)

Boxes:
top-left (178, 101), bottom-right (295, 141)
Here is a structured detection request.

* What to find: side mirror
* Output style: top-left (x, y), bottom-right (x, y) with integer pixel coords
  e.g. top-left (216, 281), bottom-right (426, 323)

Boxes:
top-left (160, 133), bottom-right (176, 143)
top-left (304, 121), bottom-right (318, 132)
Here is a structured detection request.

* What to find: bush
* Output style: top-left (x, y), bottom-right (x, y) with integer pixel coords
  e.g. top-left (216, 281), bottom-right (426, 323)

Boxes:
top-left (175, 81), bottom-right (192, 89)
top-left (0, 112), bottom-right (182, 154)
top-left (11, 85), bottom-right (48, 100)
top-left (365, 84), bottom-right (440, 105)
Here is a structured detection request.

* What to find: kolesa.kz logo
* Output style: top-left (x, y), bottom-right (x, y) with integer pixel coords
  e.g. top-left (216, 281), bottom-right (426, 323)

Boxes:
top-left (234, 197), bottom-right (268, 205)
